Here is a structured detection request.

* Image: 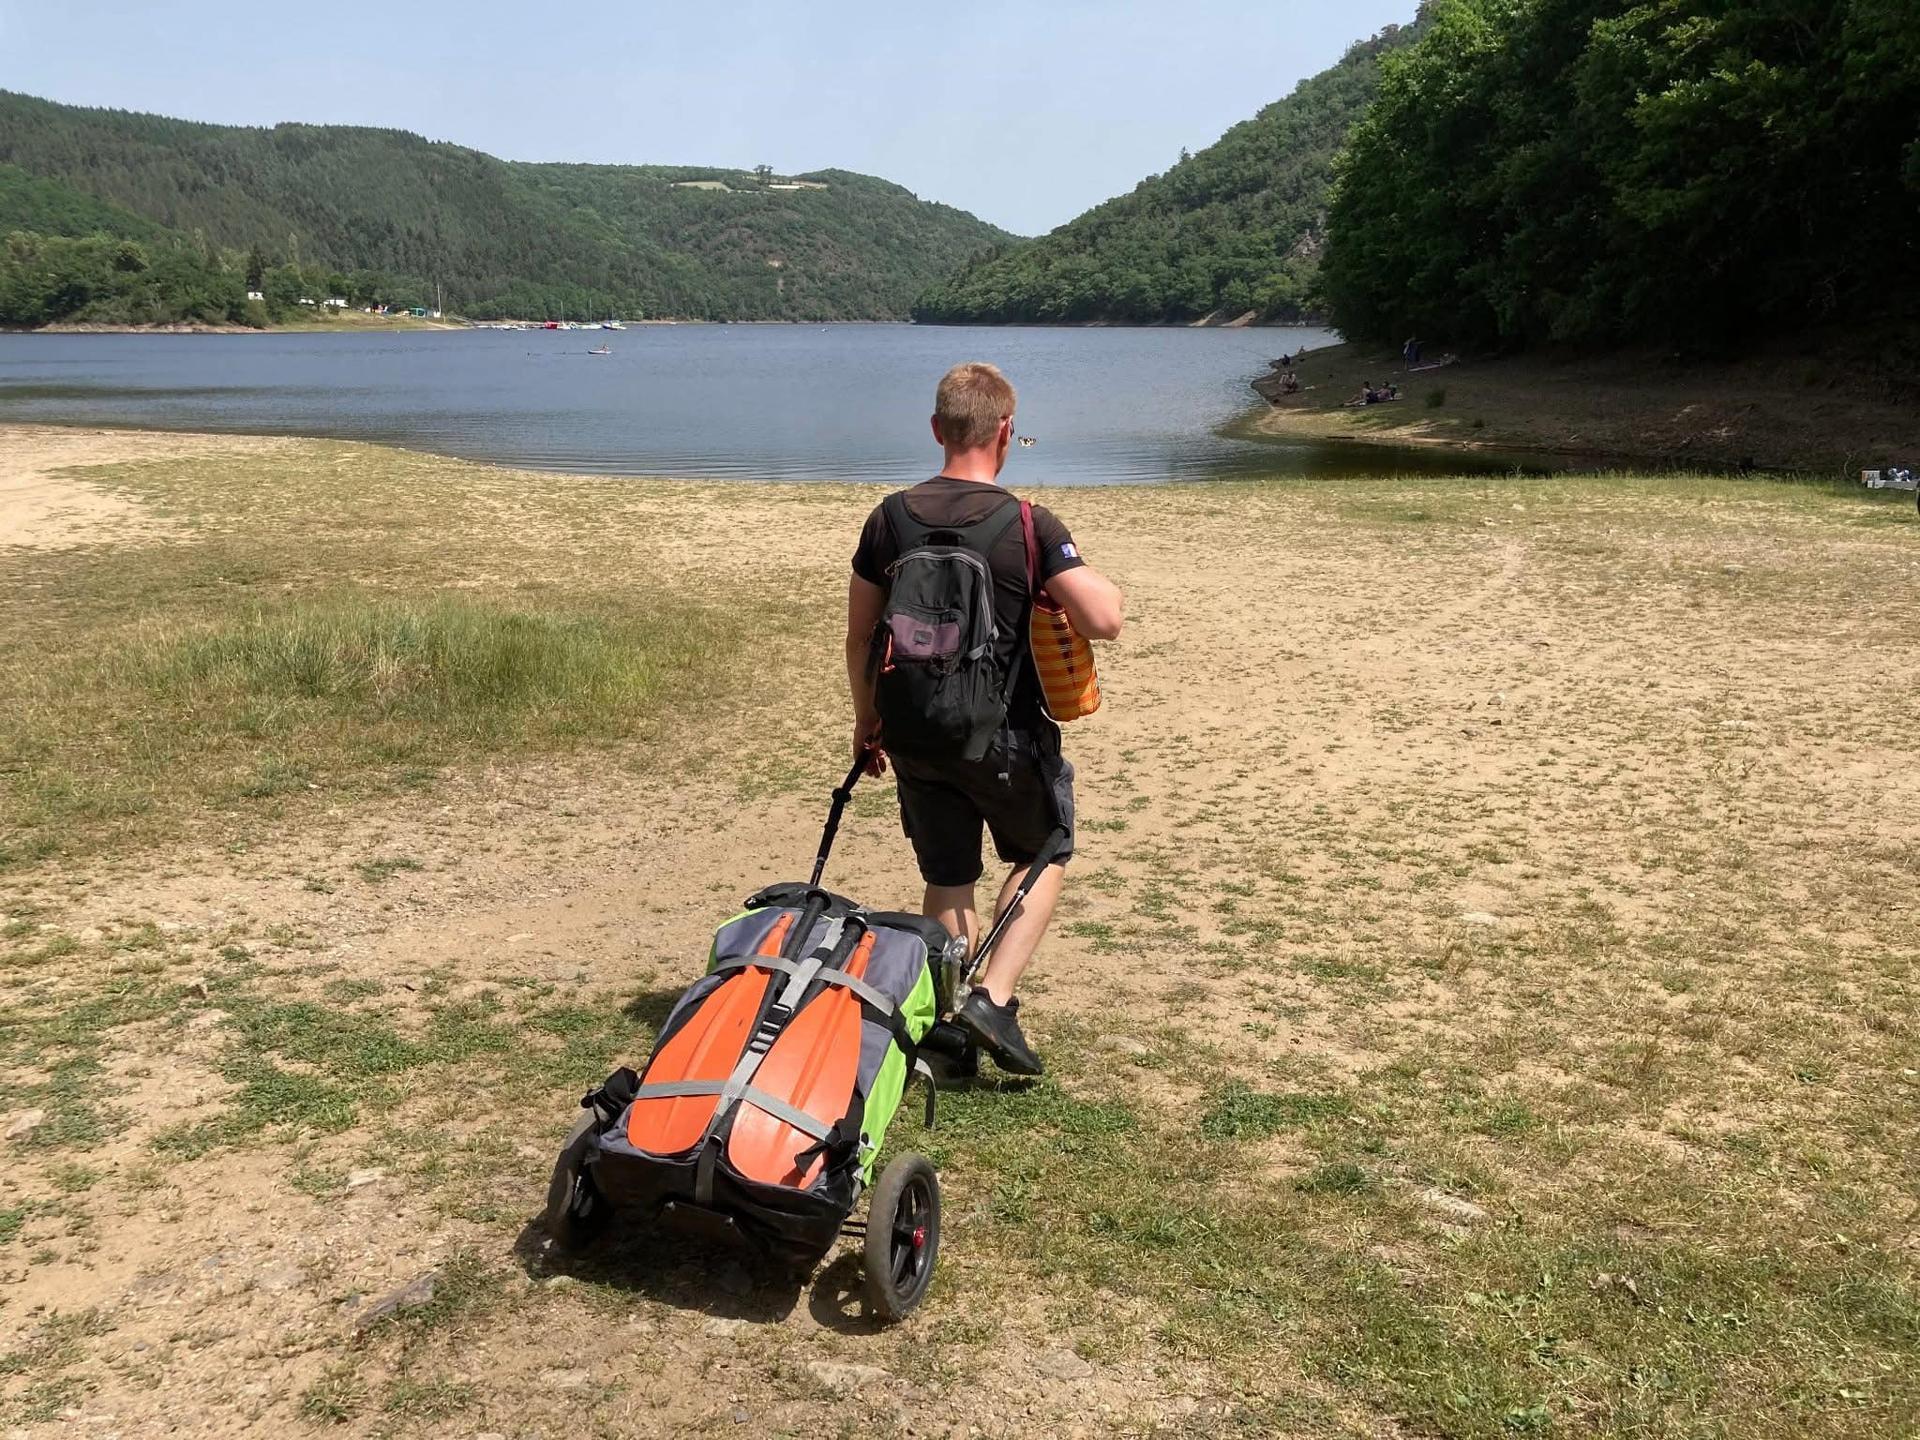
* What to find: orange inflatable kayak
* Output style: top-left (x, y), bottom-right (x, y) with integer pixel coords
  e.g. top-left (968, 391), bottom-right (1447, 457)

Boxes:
top-left (625, 913), bottom-right (792, 1155)
top-left (726, 931), bottom-right (876, 1189)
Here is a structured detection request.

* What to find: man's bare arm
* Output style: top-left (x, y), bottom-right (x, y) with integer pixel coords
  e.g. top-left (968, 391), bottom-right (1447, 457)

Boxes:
top-left (1046, 565), bottom-right (1124, 641)
top-left (847, 573), bottom-right (886, 769)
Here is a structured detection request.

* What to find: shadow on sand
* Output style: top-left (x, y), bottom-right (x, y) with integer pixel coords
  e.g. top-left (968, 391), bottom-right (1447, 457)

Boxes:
top-left (508, 1210), bottom-right (888, 1336)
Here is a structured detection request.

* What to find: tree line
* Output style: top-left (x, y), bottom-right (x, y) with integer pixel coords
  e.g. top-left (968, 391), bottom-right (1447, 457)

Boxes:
top-left (1324, 0), bottom-right (1920, 349)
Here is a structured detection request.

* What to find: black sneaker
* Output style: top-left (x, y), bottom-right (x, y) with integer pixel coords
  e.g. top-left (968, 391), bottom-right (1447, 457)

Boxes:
top-left (955, 988), bottom-right (1044, 1077)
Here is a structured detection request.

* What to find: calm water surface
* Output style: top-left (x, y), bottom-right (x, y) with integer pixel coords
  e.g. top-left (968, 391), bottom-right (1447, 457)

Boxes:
top-left (0, 326), bottom-right (1525, 484)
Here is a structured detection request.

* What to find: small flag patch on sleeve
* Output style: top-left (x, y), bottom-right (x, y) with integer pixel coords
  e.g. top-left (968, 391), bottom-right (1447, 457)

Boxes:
top-left (1060, 542), bottom-right (1079, 559)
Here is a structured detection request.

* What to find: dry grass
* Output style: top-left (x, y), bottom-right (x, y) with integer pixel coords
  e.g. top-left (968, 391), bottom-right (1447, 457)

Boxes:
top-left (1, 437), bottom-right (1916, 1437)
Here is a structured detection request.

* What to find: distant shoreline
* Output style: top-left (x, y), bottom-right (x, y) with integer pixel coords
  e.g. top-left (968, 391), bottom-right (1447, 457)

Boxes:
top-left (1, 318), bottom-right (918, 335)
top-left (5, 318), bottom-right (465, 336)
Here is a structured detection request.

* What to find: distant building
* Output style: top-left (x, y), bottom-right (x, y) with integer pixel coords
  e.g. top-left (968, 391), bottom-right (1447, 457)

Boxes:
top-left (246, 290), bottom-right (265, 302)
top-left (297, 297), bottom-right (316, 306)
top-left (324, 297), bottom-right (347, 308)
top-left (408, 307), bottom-right (429, 317)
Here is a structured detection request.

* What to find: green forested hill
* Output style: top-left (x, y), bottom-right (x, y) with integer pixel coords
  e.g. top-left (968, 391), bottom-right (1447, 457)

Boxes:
top-left (1324, 0), bottom-right (1920, 350)
top-left (0, 163), bottom-right (167, 242)
top-left (0, 90), bottom-right (1013, 323)
top-left (910, 18), bottom-right (1424, 325)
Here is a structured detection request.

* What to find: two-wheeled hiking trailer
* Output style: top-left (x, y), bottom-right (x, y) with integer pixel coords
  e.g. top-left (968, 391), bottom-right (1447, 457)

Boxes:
top-left (543, 754), bottom-right (1065, 1320)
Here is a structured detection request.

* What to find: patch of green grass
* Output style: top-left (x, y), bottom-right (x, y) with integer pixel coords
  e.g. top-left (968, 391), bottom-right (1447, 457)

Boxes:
top-left (299, 1361), bottom-right (368, 1424)
top-left (288, 1164), bottom-right (344, 1198)
top-left (154, 1059), bottom-right (358, 1157)
top-left (1477, 1100), bottom-right (1540, 1137)
top-left (3, 590), bottom-right (731, 871)
top-left (382, 1375), bottom-right (478, 1419)
top-left (6, 1376), bottom-right (86, 1425)
top-left (146, 986), bottom-right (532, 1158)
top-left (0, 1205), bottom-right (29, 1244)
top-left (236, 755), bottom-right (312, 799)
top-left (353, 855), bottom-right (424, 884)
top-left (1200, 1082), bottom-right (1351, 1141)
top-left (321, 976), bottom-right (383, 1003)
top-left (45, 1163), bottom-right (100, 1194)
top-left (1296, 1161), bottom-right (1375, 1195)
top-left (0, 1308), bottom-right (109, 1425)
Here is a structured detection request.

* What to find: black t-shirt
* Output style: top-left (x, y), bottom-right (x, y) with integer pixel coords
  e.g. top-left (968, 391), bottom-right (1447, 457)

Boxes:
top-left (853, 477), bottom-right (1086, 723)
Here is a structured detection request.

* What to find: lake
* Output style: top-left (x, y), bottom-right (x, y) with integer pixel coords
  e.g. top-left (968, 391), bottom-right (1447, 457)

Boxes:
top-left (0, 325), bottom-right (1520, 484)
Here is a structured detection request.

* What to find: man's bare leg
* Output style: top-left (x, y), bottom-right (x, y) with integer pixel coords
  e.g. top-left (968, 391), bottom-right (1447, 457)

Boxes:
top-left (925, 861), bottom-right (1064, 1004)
top-left (924, 883), bottom-right (979, 955)
top-left (976, 861), bottom-right (1065, 1005)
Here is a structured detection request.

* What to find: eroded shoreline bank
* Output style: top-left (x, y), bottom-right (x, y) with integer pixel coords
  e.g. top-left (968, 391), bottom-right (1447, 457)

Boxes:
top-left (1246, 340), bottom-right (1919, 476)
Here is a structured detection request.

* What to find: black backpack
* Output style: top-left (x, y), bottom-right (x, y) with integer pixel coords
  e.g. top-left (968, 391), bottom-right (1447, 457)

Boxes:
top-left (870, 491), bottom-right (1021, 761)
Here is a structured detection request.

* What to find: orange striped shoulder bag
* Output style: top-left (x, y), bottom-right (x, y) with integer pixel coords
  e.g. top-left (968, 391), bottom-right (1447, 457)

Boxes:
top-left (1020, 501), bottom-right (1101, 722)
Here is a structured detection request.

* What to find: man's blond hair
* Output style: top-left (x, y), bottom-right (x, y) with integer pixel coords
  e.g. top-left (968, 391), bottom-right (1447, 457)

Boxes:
top-left (934, 362), bottom-right (1016, 451)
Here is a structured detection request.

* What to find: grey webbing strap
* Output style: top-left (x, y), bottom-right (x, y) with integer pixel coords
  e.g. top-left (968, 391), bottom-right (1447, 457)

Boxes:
top-left (737, 1087), bottom-right (833, 1141)
top-left (693, 916), bottom-right (849, 1204)
top-left (634, 1079), bottom-right (727, 1101)
top-left (633, 1080), bottom-right (833, 1142)
top-left (815, 967), bottom-right (895, 1017)
top-left (710, 954), bottom-right (802, 980)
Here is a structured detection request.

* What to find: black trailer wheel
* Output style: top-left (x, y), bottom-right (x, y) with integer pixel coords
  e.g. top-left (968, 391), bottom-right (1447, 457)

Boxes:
top-left (543, 1109), bottom-right (610, 1253)
top-left (863, 1152), bottom-right (940, 1321)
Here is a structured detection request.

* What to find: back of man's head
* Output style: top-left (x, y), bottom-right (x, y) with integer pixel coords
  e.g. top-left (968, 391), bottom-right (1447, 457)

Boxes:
top-left (934, 362), bottom-right (1016, 452)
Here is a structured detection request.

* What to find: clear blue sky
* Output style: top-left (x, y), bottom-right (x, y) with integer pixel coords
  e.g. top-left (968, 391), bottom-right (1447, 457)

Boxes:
top-left (0, 0), bottom-right (1420, 237)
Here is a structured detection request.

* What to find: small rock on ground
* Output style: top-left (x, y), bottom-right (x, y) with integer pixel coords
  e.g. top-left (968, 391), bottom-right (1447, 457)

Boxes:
top-left (255, 1264), bottom-right (306, 1294)
top-left (353, 1269), bottom-right (439, 1329)
top-left (540, 1368), bottom-right (592, 1390)
top-left (4, 1109), bottom-right (47, 1142)
top-left (344, 1167), bottom-right (386, 1190)
top-left (1033, 1347), bottom-right (1094, 1381)
top-left (805, 1359), bottom-right (890, 1393)
top-left (1418, 1188), bottom-right (1492, 1227)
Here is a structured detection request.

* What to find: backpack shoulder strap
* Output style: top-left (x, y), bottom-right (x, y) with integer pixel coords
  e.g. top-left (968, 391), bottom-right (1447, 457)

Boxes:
top-left (882, 491), bottom-right (932, 553)
top-left (951, 494), bottom-right (1022, 553)
top-left (887, 489), bottom-right (1021, 555)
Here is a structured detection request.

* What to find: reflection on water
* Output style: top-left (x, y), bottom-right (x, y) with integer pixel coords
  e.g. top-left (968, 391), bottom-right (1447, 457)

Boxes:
top-left (0, 326), bottom-right (1541, 484)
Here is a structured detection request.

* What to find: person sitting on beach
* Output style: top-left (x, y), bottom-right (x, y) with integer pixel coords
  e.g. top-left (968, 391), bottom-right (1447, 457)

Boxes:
top-left (1280, 371), bottom-right (1300, 395)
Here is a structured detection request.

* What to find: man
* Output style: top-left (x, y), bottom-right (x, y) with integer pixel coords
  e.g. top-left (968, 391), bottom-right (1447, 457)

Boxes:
top-left (846, 362), bottom-right (1123, 1076)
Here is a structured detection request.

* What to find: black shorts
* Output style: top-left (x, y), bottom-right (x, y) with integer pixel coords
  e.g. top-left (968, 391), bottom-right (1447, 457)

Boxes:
top-left (890, 727), bottom-right (1076, 887)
